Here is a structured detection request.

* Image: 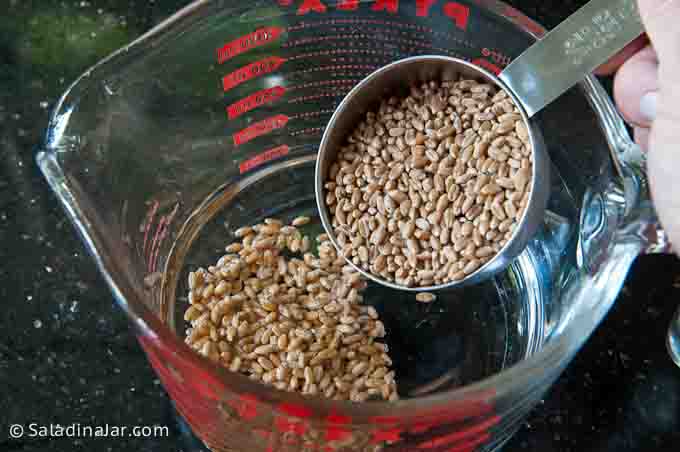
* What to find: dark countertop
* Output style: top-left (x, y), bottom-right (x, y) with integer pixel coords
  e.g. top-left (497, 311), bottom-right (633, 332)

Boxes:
top-left (1, 1), bottom-right (678, 451)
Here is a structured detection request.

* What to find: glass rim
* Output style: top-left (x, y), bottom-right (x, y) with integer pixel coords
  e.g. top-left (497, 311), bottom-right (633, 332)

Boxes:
top-left (36, 0), bottom-right (633, 420)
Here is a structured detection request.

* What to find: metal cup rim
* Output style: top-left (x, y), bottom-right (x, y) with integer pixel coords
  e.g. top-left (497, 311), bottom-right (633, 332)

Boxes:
top-left (315, 55), bottom-right (549, 292)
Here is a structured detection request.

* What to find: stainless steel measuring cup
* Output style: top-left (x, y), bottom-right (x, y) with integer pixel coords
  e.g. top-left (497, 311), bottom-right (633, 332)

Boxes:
top-left (316, 0), bottom-right (645, 291)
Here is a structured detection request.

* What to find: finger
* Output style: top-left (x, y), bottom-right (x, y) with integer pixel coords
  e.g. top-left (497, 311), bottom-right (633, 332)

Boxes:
top-left (595, 35), bottom-right (649, 75)
top-left (648, 117), bottom-right (680, 253)
top-left (637, 0), bottom-right (680, 251)
top-left (613, 45), bottom-right (658, 128)
top-left (638, 0), bottom-right (680, 66)
top-left (634, 126), bottom-right (650, 151)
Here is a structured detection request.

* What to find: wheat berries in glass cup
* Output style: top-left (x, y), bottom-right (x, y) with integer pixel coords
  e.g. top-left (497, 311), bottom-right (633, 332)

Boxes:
top-left (316, 56), bottom-right (550, 291)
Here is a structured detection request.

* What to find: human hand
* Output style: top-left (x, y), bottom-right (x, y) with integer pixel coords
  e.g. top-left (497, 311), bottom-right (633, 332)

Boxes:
top-left (600, 0), bottom-right (680, 250)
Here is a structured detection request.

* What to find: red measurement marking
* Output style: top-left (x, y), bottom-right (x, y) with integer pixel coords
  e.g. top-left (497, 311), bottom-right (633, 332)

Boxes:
top-left (410, 420), bottom-right (438, 435)
top-left (284, 34), bottom-right (456, 57)
top-left (278, 403), bottom-right (313, 418)
top-left (337, 0), bottom-right (359, 10)
top-left (444, 2), bottom-right (470, 30)
top-left (216, 27), bottom-right (283, 64)
top-left (443, 433), bottom-right (491, 452)
top-left (407, 397), bottom-right (496, 437)
top-left (149, 203), bottom-right (179, 273)
top-left (290, 126), bottom-right (323, 137)
top-left (253, 429), bottom-right (271, 440)
top-left (471, 58), bottom-right (501, 75)
top-left (370, 427), bottom-right (403, 444)
top-left (297, 0), bottom-right (327, 14)
top-left (372, 0), bottom-right (398, 13)
top-left (228, 394), bottom-right (260, 421)
top-left (287, 48), bottom-right (397, 62)
top-left (416, 416), bottom-right (499, 449)
top-left (416, 0), bottom-right (437, 16)
top-left (227, 86), bottom-right (286, 119)
top-left (147, 218), bottom-right (165, 273)
top-left (371, 416), bottom-right (400, 424)
top-left (283, 18), bottom-right (473, 49)
top-left (288, 63), bottom-right (378, 77)
top-left (324, 413), bottom-right (352, 442)
top-left (289, 92), bottom-right (341, 104)
top-left (222, 56), bottom-right (286, 92)
top-left (290, 109), bottom-right (335, 120)
top-left (155, 204), bottom-right (179, 272)
top-left (142, 200), bottom-right (159, 257)
top-left (239, 144), bottom-right (290, 173)
top-left (290, 79), bottom-right (359, 90)
top-left (274, 415), bottom-right (306, 436)
top-left (233, 115), bottom-right (289, 146)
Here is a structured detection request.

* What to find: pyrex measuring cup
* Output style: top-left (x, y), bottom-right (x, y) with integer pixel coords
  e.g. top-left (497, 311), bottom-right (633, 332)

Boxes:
top-left (36, 0), bottom-right (676, 451)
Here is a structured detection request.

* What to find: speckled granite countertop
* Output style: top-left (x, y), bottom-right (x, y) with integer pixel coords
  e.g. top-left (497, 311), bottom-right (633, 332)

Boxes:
top-left (0, 1), bottom-right (678, 451)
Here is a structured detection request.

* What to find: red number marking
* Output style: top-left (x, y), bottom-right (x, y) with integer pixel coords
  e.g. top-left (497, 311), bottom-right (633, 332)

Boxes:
top-left (471, 58), bottom-right (501, 75)
top-left (227, 86), bottom-right (286, 119)
top-left (239, 144), bottom-right (290, 173)
top-left (222, 56), bottom-right (286, 92)
top-left (337, 0), bottom-right (359, 10)
top-left (416, 0), bottom-right (437, 16)
top-left (233, 116), bottom-right (289, 146)
top-left (216, 27), bottom-right (283, 64)
top-left (298, 0), bottom-right (327, 14)
top-left (443, 2), bottom-right (470, 30)
top-left (371, 0), bottom-right (398, 14)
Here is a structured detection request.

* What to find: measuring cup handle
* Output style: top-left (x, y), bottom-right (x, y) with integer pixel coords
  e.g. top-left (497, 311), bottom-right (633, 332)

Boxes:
top-left (613, 129), bottom-right (680, 367)
top-left (668, 308), bottom-right (680, 367)
top-left (616, 138), bottom-right (670, 253)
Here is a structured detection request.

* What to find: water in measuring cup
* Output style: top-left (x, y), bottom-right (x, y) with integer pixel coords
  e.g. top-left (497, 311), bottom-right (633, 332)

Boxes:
top-left (167, 155), bottom-right (575, 397)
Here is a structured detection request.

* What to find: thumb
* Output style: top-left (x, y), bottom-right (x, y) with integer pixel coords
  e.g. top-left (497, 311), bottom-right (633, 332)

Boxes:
top-left (637, 0), bottom-right (680, 249)
top-left (638, 0), bottom-right (680, 67)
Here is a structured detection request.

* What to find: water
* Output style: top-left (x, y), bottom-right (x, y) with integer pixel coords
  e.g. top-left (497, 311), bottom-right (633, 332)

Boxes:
top-left (162, 156), bottom-right (570, 398)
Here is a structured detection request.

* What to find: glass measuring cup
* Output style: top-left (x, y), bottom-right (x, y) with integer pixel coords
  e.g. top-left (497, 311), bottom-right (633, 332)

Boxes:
top-left (36, 1), bottom-right (675, 451)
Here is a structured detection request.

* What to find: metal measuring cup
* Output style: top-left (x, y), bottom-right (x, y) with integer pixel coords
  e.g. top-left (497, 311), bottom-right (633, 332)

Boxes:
top-left (316, 0), bottom-right (644, 291)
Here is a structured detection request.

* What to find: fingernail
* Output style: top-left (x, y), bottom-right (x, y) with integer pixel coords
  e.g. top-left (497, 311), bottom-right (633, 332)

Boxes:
top-left (640, 91), bottom-right (658, 123)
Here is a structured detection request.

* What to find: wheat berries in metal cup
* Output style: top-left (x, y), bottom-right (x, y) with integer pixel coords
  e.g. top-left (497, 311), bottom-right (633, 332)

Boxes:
top-left (315, 56), bottom-right (550, 291)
